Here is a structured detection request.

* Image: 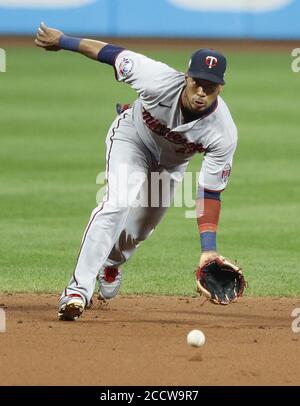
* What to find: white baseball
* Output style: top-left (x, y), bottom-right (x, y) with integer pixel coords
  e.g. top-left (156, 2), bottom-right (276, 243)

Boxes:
top-left (187, 329), bottom-right (205, 347)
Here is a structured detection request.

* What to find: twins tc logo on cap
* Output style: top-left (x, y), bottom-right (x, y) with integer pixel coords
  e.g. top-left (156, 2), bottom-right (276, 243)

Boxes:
top-left (188, 48), bottom-right (226, 84)
top-left (205, 56), bottom-right (218, 69)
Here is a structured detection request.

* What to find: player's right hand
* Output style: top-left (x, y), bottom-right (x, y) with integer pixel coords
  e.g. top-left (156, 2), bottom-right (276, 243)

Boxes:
top-left (34, 22), bottom-right (63, 51)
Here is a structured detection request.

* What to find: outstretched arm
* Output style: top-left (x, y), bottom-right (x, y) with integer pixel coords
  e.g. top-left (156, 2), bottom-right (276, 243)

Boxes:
top-left (197, 191), bottom-right (220, 267)
top-left (34, 22), bottom-right (108, 60)
top-left (197, 137), bottom-right (237, 268)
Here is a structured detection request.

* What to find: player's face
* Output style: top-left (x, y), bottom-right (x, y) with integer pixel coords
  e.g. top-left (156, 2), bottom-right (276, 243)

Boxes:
top-left (183, 76), bottom-right (222, 113)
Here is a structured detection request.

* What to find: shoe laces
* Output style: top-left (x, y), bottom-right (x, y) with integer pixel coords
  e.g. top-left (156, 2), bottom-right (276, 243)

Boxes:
top-left (103, 267), bottom-right (119, 283)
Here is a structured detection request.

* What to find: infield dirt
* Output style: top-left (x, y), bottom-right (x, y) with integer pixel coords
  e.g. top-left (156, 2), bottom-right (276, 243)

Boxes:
top-left (0, 294), bottom-right (299, 386)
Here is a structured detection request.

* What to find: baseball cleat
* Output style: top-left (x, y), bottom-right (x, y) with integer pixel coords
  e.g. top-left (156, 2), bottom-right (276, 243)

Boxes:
top-left (98, 266), bottom-right (122, 300)
top-left (58, 294), bottom-right (85, 321)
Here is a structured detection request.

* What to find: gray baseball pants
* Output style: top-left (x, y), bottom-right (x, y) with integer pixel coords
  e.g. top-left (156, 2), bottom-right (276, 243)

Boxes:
top-left (62, 112), bottom-right (186, 304)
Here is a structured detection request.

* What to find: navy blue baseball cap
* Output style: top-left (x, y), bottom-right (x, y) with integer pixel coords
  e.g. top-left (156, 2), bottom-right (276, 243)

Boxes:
top-left (187, 49), bottom-right (227, 85)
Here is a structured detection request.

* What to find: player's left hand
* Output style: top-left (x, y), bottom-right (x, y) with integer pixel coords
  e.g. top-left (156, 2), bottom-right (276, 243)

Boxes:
top-left (34, 22), bottom-right (63, 51)
top-left (196, 256), bottom-right (246, 305)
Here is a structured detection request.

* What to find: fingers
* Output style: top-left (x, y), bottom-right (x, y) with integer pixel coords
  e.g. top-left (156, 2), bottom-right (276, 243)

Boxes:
top-left (40, 21), bottom-right (49, 33)
top-left (37, 21), bottom-right (47, 37)
top-left (36, 31), bottom-right (46, 42)
top-left (34, 38), bottom-right (47, 48)
top-left (35, 22), bottom-right (46, 43)
top-left (35, 22), bottom-right (51, 48)
top-left (35, 21), bottom-right (62, 51)
top-left (36, 21), bottom-right (48, 37)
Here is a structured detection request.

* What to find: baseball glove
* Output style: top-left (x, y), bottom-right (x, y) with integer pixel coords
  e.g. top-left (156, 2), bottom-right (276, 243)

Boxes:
top-left (196, 257), bottom-right (246, 305)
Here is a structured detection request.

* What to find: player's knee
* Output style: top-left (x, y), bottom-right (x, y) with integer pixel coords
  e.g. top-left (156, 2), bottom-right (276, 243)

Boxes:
top-left (91, 204), bottom-right (129, 217)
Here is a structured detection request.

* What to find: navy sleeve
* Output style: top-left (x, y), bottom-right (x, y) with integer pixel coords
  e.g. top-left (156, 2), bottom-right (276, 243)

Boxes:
top-left (97, 44), bottom-right (125, 66)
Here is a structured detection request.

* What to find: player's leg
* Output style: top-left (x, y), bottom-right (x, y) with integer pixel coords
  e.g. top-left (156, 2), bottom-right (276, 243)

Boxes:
top-left (98, 203), bottom-right (169, 301)
top-left (98, 166), bottom-right (187, 300)
top-left (59, 113), bottom-right (152, 319)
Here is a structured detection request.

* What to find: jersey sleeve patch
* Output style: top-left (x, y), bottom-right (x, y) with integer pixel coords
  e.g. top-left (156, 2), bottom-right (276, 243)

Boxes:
top-left (221, 163), bottom-right (231, 183)
top-left (117, 57), bottom-right (134, 78)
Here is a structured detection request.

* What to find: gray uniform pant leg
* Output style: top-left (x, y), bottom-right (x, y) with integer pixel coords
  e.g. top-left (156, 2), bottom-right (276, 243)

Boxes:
top-left (104, 166), bottom-right (186, 268)
top-left (63, 113), bottom-right (152, 304)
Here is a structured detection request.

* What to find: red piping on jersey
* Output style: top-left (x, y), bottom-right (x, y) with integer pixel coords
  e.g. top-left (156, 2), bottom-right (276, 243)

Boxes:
top-left (113, 50), bottom-right (126, 81)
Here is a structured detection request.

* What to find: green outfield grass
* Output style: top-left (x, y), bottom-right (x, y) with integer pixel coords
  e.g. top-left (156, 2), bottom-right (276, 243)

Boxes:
top-left (0, 46), bottom-right (299, 296)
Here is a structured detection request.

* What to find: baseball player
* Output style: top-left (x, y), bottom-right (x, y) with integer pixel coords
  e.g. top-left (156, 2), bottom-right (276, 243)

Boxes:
top-left (35, 22), bottom-right (238, 320)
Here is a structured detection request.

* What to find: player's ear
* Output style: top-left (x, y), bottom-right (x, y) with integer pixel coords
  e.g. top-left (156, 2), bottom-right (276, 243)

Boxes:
top-left (218, 85), bottom-right (223, 94)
